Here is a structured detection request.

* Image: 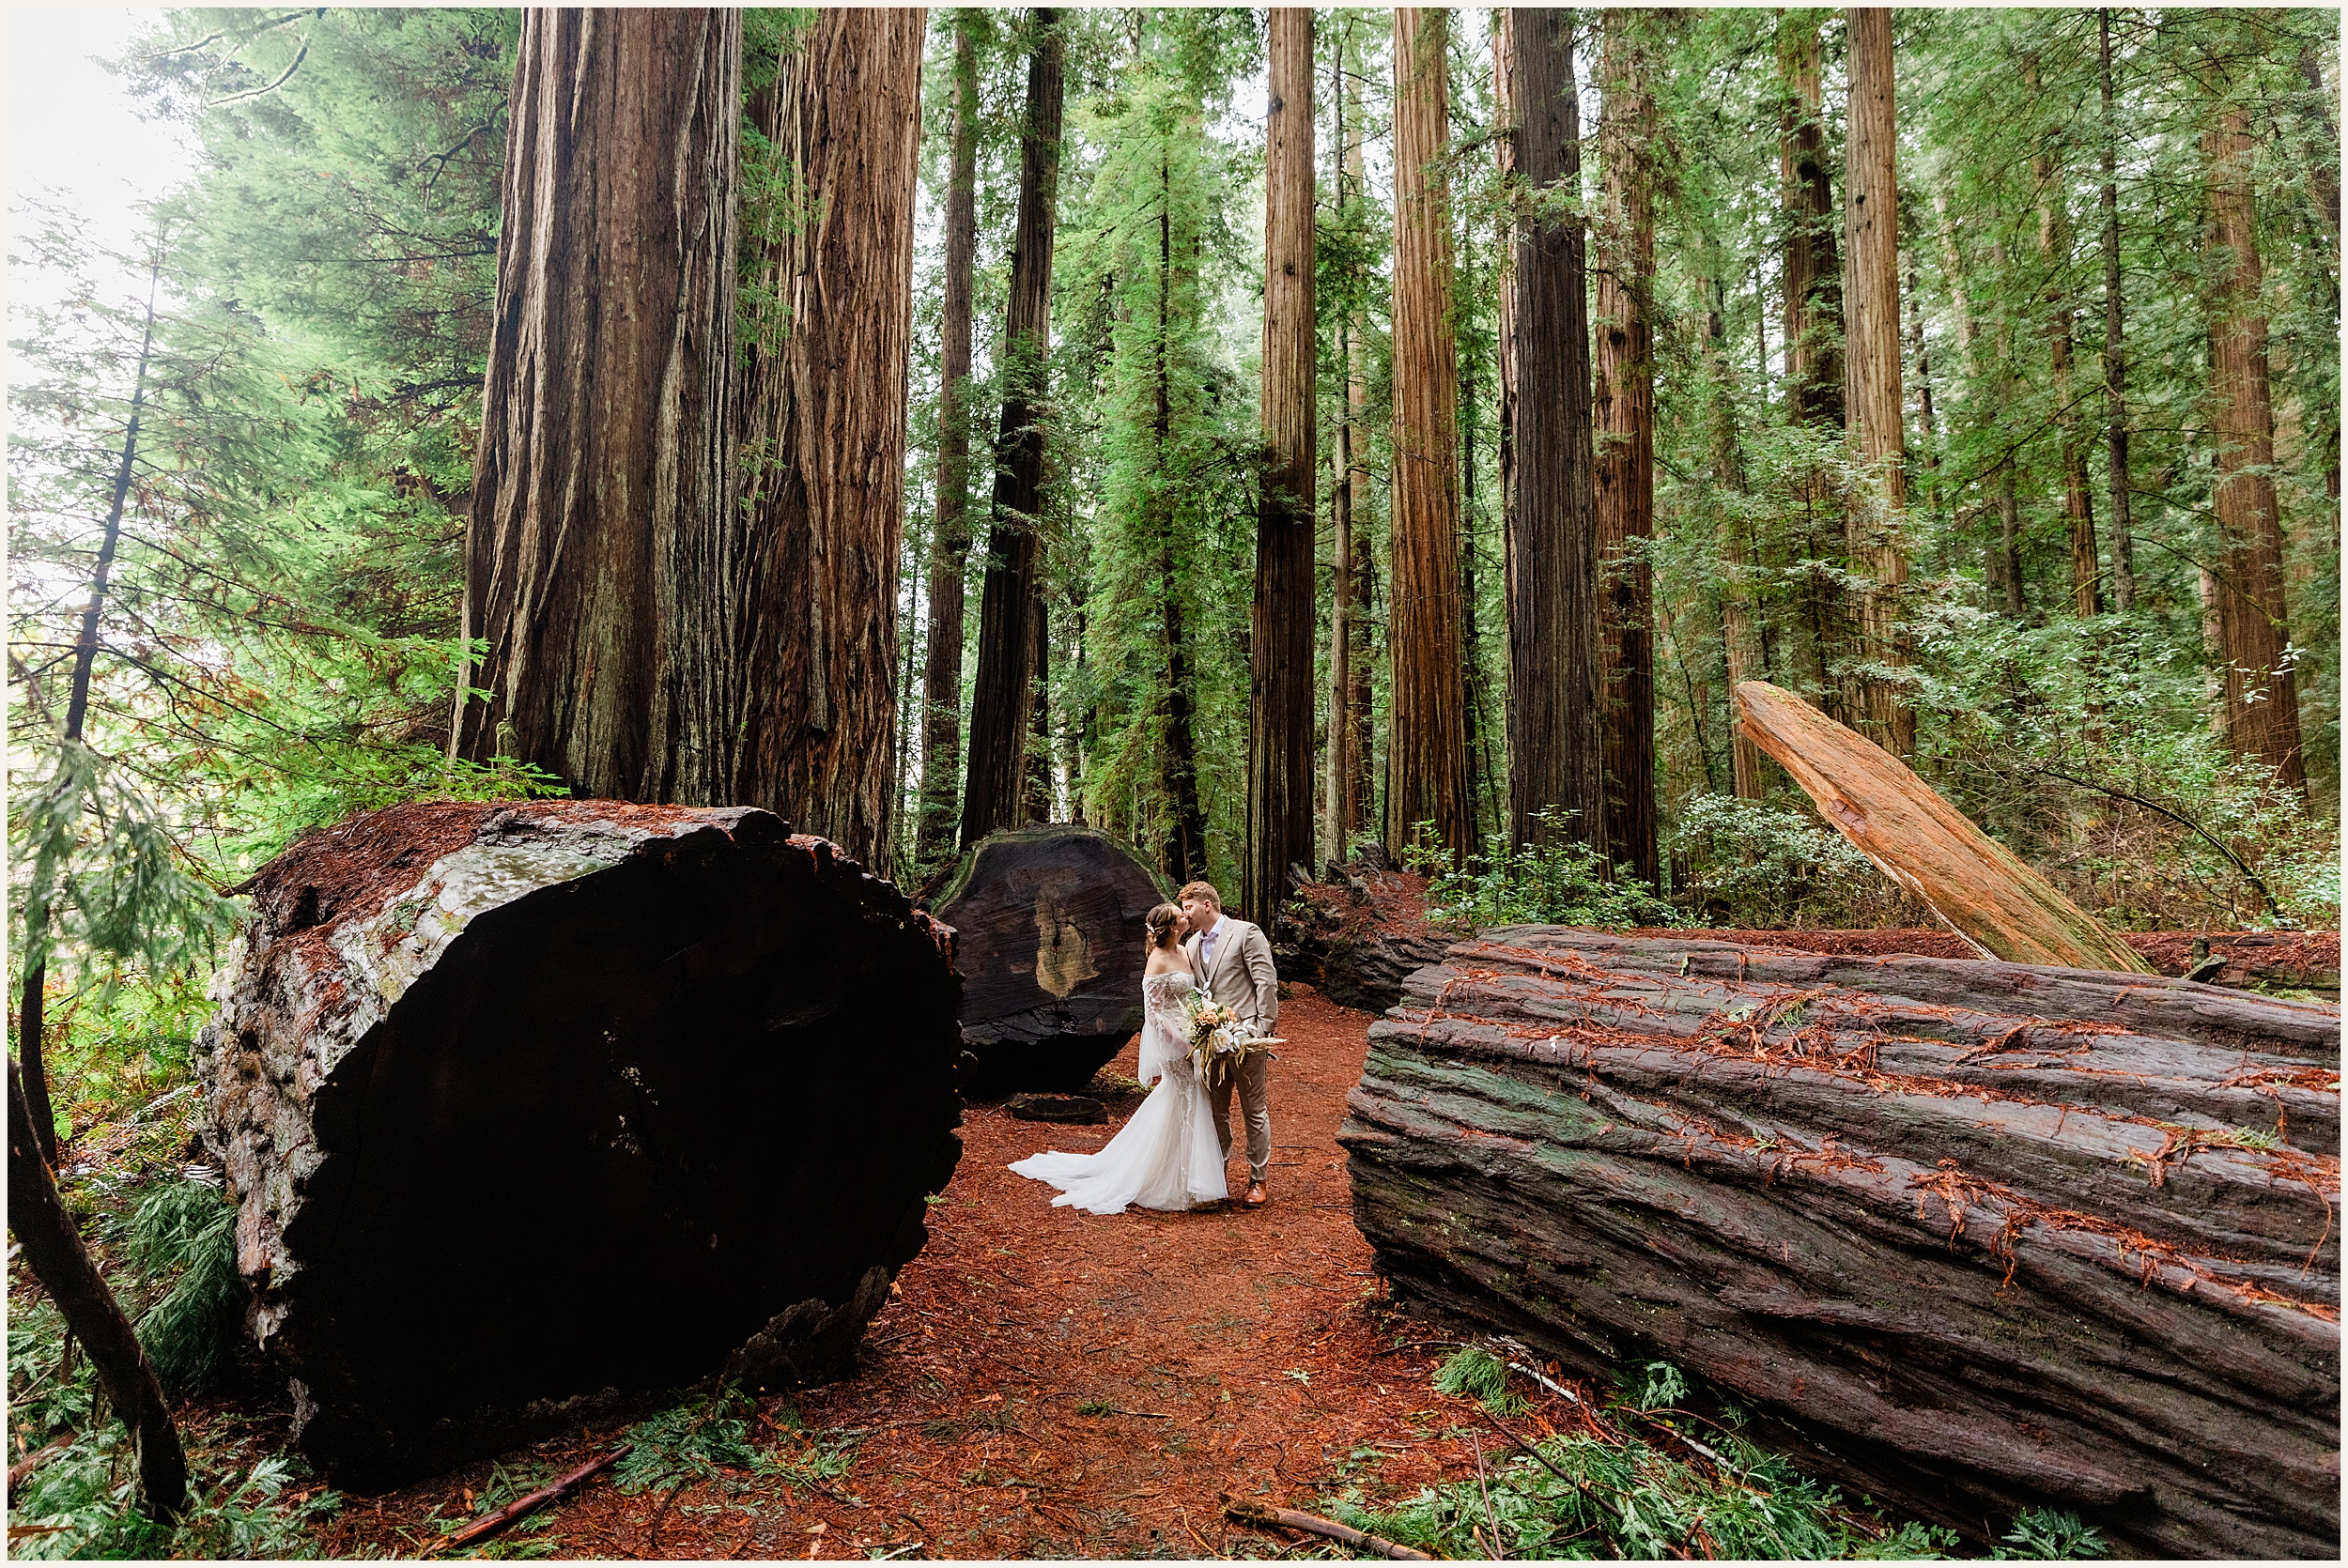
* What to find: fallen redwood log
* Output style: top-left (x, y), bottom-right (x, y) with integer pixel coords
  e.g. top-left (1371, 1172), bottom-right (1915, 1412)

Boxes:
top-left (198, 801), bottom-right (962, 1488)
top-left (1734, 681), bottom-right (2155, 973)
top-left (1340, 928), bottom-right (2340, 1559)
top-left (933, 825), bottom-right (1168, 1091)
top-left (1274, 865), bottom-right (1453, 1016)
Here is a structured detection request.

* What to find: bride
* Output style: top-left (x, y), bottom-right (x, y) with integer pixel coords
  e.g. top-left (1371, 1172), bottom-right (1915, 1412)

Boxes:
top-left (1008, 903), bottom-right (1228, 1215)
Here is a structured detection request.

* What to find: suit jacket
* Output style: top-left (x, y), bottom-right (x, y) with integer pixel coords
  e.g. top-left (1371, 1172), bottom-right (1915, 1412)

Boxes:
top-left (1184, 915), bottom-right (1279, 1032)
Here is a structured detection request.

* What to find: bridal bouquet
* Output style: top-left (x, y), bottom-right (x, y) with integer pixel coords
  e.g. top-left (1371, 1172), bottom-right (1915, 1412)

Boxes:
top-left (1186, 996), bottom-right (1280, 1093)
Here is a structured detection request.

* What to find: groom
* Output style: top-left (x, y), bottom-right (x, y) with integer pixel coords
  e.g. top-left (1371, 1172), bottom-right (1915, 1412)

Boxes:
top-left (1178, 880), bottom-right (1277, 1209)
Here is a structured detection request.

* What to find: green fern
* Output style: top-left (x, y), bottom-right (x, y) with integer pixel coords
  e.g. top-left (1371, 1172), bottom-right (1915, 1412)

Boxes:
top-left (1432, 1346), bottom-right (1528, 1416)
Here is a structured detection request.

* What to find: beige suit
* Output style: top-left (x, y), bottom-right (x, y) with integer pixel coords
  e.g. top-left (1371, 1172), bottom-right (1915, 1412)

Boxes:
top-left (1184, 915), bottom-right (1276, 1185)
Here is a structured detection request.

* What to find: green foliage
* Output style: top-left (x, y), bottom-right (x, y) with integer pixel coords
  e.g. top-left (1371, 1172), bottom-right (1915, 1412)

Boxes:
top-left (1336, 1350), bottom-right (1977, 1560)
top-left (1994, 1507), bottom-right (2108, 1560)
top-left (1667, 794), bottom-right (1898, 929)
top-left (1405, 814), bottom-right (1679, 931)
top-left (7, 1430), bottom-right (344, 1560)
top-left (121, 1176), bottom-right (244, 1398)
top-left (1431, 1346), bottom-right (1527, 1417)
top-left (611, 1387), bottom-right (770, 1497)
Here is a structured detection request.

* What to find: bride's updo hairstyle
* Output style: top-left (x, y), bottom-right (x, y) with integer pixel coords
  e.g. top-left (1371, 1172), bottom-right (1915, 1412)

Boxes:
top-left (1145, 902), bottom-right (1183, 951)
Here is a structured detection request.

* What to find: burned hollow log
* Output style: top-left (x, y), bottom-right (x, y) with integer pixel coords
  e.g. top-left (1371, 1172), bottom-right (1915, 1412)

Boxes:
top-left (1340, 927), bottom-right (2340, 1559)
top-left (198, 801), bottom-right (962, 1488)
top-left (933, 824), bottom-right (1169, 1092)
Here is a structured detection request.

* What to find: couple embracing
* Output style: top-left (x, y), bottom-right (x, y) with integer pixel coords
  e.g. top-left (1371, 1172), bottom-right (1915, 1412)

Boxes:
top-left (1009, 881), bottom-right (1276, 1216)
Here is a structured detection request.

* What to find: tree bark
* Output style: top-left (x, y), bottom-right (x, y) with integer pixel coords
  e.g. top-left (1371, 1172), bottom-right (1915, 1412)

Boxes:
top-left (737, 8), bottom-right (925, 876)
top-left (2034, 132), bottom-right (2101, 620)
top-left (1841, 7), bottom-right (1913, 757)
top-left (1343, 931), bottom-right (2340, 1560)
top-left (1385, 9), bottom-right (1473, 869)
top-left (9, 1057), bottom-right (189, 1519)
top-left (1707, 281), bottom-right (1769, 802)
top-left (1593, 12), bottom-right (1659, 886)
top-left (1777, 13), bottom-right (1844, 429)
top-left (1505, 8), bottom-right (1604, 858)
top-left (2099, 10), bottom-right (2136, 613)
top-left (453, 9), bottom-right (742, 803)
top-left (1323, 23), bottom-right (1359, 870)
top-left (1247, 8), bottom-right (1316, 927)
top-left (961, 9), bottom-right (1064, 849)
top-left (1737, 680), bottom-right (2154, 972)
top-left (1025, 593), bottom-right (1052, 822)
top-left (199, 801), bottom-right (962, 1486)
top-left (917, 17), bottom-right (981, 870)
top-left (2204, 104), bottom-right (2309, 794)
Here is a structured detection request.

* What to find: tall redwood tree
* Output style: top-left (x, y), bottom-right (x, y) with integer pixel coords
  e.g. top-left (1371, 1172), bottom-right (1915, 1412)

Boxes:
top-left (961, 8), bottom-right (1064, 851)
top-left (1505, 7), bottom-right (1603, 855)
top-left (1841, 6), bottom-right (1913, 757)
top-left (736, 7), bottom-right (926, 873)
top-left (1593, 10), bottom-right (1659, 886)
top-left (454, 8), bottom-right (743, 801)
top-left (917, 13), bottom-right (981, 869)
top-left (1387, 8), bottom-right (1472, 866)
top-left (1246, 8), bottom-right (1315, 925)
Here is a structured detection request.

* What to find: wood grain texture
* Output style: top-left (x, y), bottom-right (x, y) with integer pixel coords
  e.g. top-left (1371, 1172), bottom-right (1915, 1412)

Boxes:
top-left (1737, 680), bottom-right (2153, 973)
top-left (1341, 929), bottom-right (2340, 1558)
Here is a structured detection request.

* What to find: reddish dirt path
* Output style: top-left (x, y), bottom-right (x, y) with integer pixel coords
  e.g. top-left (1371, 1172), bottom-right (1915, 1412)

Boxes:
top-left (332, 985), bottom-right (1491, 1559)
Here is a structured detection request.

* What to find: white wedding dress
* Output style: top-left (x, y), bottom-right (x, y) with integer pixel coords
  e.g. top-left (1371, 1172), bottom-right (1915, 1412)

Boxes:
top-left (1008, 970), bottom-right (1228, 1215)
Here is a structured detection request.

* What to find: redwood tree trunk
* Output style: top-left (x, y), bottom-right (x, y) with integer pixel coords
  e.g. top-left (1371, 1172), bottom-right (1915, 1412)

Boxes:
top-left (1778, 13), bottom-right (1844, 429)
top-left (1707, 279), bottom-right (1769, 802)
top-left (1593, 11), bottom-right (1659, 887)
top-left (454, 9), bottom-right (742, 803)
top-left (917, 17), bottom-right (981, 870)
top-left (1323, 24), bottom-right (1359, 869)
top-left (2100, 9), bottom-right (2136, 613)
top-left (1386, 8), bottom-right (1472, 868)
top-left (2204, 104), bottom-right (2309, 794)
top-left (1246, 7), bottom-right (1316, 927)
top-left (961, 9), bottom-right (1064, 850)
top-left (1841, 7), bottom-right (1913, 758)
top-left (2035, 139), bottom-right (2101, 620)
top-left (737, 8), bottom-right (925, 876)
top-left (1505, 8), bottom-right (1604, 856)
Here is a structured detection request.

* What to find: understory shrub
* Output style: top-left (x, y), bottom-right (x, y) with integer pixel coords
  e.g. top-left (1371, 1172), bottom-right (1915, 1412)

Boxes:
top-left (1406, 812), bottom-right (1678, 930)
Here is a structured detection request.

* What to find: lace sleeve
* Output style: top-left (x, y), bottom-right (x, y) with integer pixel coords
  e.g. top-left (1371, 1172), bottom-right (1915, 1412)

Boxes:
top-left (1138, 978), bottom-right (1195, 1083)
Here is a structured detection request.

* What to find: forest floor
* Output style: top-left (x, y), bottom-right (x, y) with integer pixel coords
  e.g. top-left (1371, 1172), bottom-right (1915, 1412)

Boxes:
top-left (322, 985), bottom-right (1509, 1560)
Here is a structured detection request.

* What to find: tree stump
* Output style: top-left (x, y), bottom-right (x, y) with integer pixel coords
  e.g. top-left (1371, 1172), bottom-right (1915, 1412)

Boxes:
top-left (1340, 928), bottom-right (2340, 1559)
top-left (932, 825), bottom-right (1167, 1091)
top-left (198, 801), bottom-right (962, 1488)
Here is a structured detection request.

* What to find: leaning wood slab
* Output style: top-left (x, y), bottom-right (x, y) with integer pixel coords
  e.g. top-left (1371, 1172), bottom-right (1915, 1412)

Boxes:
top-left (1735, 680), bottom-right (2155, 973)
top-left (198, 801), bottom-right (962, 1488)
top-left (933, 824), bottom-right (1168, 1091)
top-left (1340, 927), bottom-right (2340, 1559)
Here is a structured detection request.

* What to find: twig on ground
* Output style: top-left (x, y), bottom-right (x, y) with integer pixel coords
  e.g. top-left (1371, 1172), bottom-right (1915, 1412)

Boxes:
top-left (1472, 1431), bottom-right (1505, 1560)
top-left (442, 1445), bottom-right (628, 1551)
top-left (1220, 1494), bottom-right (1432, 1561)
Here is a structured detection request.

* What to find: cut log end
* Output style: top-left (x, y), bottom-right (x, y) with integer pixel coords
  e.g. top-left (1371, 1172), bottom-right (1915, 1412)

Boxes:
top-left (935, 824), bottom-right (1170, 1092)
top-left (200, 801), bottom-right (963, 1488)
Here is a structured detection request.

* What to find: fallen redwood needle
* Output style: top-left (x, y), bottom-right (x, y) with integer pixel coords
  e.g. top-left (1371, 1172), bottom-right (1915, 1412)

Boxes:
top-left (441, 1444), bottom-right (630, 1551)
top-left (1220, 1493), bottom-right (1430, 1560)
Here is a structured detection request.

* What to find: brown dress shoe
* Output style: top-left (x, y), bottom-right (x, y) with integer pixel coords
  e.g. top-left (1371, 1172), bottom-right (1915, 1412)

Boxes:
top-left (1244, 1182), bottom-right (1267, 1207)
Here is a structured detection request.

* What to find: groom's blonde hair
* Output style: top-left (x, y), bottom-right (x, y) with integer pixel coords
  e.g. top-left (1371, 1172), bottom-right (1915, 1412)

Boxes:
top-left (1177, 881), bottom-right (1220, 911)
